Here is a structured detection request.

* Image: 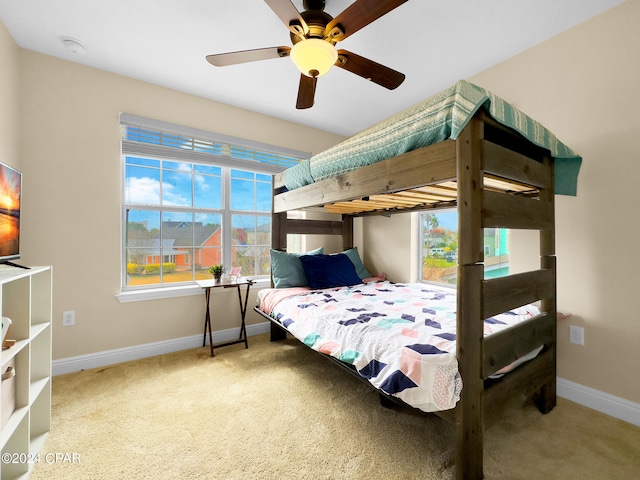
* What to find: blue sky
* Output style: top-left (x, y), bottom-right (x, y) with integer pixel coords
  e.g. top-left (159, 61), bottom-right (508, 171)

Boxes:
top-left (125, 157), bottom-right (271, 215)
top-left (125, 157), bottom-right (271, 236)
top-left (426, 210), bottom-right (458, 232)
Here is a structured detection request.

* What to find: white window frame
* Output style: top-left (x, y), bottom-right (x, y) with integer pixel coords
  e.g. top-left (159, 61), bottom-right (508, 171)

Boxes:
top-left (117, 114), bottom-right (310, 301)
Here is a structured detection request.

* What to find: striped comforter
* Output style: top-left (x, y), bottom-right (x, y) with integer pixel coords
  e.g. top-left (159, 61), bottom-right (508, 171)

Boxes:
top-left (284, 80), bottom-right (581, 196)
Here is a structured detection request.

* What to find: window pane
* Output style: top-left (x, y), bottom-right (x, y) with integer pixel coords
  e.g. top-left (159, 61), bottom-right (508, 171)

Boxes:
top-left (230, 177), bottom-right (254, 210)
top-left (242, 249), bottom-right (269, 276)
top-left (160, 212), bottom-right (192, 284)
top-left (194, 170), bottom-right (222, 210)
top-left (256, 173), bottom-right (270, 182)
top-left (422, 212), bottom-right (458, 284)
top-left (126, 209), bottom-right (161, 287)
top-left (230, 169), bottom-right (272, 211)
top-left (194, 214), bottom-right (222, 276)
top-left (256, 181), bottom-right (272, 212)
top-left (419, 211), bottom-right (510, 284)
top-left (232, 215), bottom-right (252, 245)
top-left (162, 170), bottom-right (193, 207)
top-left (257, 246), bottom-right (271, 276)
top-left (125, 164), bottom-right (161, 205)
top-left (232, 214), bottom-right (270, 276)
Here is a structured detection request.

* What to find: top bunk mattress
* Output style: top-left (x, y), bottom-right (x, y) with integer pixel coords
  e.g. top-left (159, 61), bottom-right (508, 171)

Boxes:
top-left (284, 80), bottom-right (582, 196)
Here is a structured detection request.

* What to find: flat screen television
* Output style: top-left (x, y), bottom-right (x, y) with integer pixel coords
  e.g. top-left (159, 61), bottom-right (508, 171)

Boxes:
top-left (0, 161), bottom-right (22, 266)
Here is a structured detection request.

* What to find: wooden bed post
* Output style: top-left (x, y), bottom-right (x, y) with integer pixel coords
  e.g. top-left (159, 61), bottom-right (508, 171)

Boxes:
top-left (272, 211), bottom-right (287, 253)
top-left (455, 115), bottom-right (485, 480)
top-left (270, 211), bottom-right (288, 341)
top-left (342, 215), bottom-right (354, 250)
top-left (537, 154), bottom-right (557, 414)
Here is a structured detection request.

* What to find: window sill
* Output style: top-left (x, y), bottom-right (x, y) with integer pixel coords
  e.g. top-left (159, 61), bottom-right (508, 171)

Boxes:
top-left (115, 278), bottom-right (271, 303)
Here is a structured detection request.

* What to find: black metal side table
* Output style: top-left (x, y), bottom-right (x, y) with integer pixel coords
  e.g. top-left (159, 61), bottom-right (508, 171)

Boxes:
top-left (196, 277), bottom-right (254, 357)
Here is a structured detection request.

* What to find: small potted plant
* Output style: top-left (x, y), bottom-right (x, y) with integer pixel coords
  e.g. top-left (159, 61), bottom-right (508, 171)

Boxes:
top-left (208, 264), bottom-right (224, 280)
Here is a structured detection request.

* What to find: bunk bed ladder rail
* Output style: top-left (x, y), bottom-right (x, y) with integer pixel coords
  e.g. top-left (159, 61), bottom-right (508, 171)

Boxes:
top-left (455, 113), bottom-right (557, 480)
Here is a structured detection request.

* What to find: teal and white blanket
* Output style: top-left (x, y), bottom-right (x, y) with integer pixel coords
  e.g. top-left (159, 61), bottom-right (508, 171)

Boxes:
top-left (284, 80), bottom-right (581, 196)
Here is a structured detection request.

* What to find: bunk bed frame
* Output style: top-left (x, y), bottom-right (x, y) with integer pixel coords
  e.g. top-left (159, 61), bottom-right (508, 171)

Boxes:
top-left (264, 110), bottom-right (557, 480)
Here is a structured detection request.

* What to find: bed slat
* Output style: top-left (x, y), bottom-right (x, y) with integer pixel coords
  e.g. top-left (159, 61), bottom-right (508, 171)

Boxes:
top-left (483, 347), bottom-right (555, 426)
top-left (482, 140), bottom-right (551, 189)
top-left (483, 312), bottom-right (554, 378)
top-left (482, 191), bottom-right (553, 230)
top-left (483, 268), bottom-right (554, 319)
top-left (284, 218), bottom-right (344, 236)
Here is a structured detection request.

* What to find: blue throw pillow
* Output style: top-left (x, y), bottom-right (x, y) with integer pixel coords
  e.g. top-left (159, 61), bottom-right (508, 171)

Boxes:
top-left (341, 247), bottom-right (371, 279)
top-left (270, 247), bottom-right (323, 288)
top-left (299, 253), bottom-right (363, 290)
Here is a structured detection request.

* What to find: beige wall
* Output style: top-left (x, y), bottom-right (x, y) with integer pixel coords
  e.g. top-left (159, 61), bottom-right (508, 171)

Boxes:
top-left (0, 21), bottom-right (19, 169)
top-left (362, 1), bottom-right (640, 404)
top-left (11, 48), bottom-right (344, 360)
top-left (362, 213), bottom-right (413, 282)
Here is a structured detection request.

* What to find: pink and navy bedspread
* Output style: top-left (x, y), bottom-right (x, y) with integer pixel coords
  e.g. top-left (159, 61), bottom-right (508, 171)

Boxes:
top-left (259, 281), bottom-right (540, 413)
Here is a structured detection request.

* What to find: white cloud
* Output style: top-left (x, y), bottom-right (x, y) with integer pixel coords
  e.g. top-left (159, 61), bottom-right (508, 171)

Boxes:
top-left (126, 176), bottom-right (190, 205)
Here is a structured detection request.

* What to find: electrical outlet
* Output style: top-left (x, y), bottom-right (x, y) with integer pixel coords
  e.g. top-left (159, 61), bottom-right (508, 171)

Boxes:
top-left (63, 311), bottom-right (75, 327)
top-left (569, 325), bottom-right (584, 345)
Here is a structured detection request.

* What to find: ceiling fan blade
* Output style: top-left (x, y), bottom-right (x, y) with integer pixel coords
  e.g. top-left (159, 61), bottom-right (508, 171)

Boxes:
top-left (296, 74), bottom-right (317, 109)
top-left (206, 47), bottom-right (291, 67)
top-left (326, 0), bottom-right (408, 41)
top-left (336, 50), bottom-right (405, 90)
top-left (264, 0), bottom-right (309, 36)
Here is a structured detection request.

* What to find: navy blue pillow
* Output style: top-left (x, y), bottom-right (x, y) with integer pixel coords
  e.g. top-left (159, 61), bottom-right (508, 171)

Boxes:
top-left (299, 253), bottom-right (363, 290)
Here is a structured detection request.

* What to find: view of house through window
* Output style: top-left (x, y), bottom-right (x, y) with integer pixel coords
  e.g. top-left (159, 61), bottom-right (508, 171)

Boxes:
top-left (419, 210), bottom-right (510, 284)
top-left (121, 115), bottom-right (307, 290)
top-left (124, 160), bottom-right (272, 287)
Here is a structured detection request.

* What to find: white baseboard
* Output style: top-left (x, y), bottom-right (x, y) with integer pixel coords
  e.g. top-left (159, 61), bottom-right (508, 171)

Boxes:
top-left (557, 377), bottom-right (640, 427)
top-left (53, 328), bottom-right (639, 427)
top-left (52, 321), bottom-right (271, 376)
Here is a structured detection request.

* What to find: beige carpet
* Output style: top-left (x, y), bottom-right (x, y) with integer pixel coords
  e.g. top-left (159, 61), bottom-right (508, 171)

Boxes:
top-left (32, 334), bottom-right (640, 479)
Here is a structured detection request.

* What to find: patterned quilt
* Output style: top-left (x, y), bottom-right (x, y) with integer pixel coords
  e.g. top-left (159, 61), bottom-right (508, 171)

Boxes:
top-left (260, 281), bottom-right (540, 413)
top-left (284, 79), bottom-right (582, 196)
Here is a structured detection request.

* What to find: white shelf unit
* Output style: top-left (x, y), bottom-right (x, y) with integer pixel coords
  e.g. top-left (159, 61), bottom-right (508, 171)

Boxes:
top-left (0, 266), bottom-right (52, 480)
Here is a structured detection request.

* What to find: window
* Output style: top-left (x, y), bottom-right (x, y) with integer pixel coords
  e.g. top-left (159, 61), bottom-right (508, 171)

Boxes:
top-left (120, 114), bottom-right (309, 290)
top-left (418, 210), bottom-right (510, 284)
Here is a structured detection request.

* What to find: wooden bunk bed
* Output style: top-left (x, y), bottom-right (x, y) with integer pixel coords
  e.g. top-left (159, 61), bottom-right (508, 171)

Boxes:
top-left (256, 81), bottom-right (580, 479)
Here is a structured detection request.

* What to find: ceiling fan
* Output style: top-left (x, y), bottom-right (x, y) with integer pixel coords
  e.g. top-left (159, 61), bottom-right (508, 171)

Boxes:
top-left (206, 0), bottom-right (409, 109)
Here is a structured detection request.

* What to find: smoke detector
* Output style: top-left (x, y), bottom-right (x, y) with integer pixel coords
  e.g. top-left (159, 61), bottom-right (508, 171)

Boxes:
top-left (61, 37), bottom-right (87, 54)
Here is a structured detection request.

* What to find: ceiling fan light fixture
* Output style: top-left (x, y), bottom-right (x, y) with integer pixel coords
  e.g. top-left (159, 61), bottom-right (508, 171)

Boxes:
top-left (290, 38), bottom-right (338, 78)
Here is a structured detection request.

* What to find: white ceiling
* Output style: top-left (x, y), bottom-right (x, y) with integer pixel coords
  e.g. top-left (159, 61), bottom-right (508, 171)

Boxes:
top-left (0, 0), bottom-right (624, 136)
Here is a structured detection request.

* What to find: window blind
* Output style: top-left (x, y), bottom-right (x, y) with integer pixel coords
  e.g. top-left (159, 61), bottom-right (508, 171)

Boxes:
top-left (120, 113), bottom-right (309, 174)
